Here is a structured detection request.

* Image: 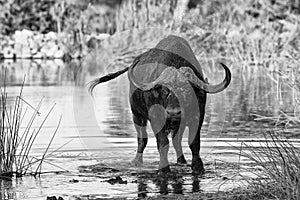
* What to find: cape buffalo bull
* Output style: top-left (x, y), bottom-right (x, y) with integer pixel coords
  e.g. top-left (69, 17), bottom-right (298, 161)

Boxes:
top-left (88, 35), bottom-right (231, 175)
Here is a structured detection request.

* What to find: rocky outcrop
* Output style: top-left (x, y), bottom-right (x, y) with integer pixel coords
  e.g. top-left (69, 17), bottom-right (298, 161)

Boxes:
top-left (0, 29), bottom-right (110, 59)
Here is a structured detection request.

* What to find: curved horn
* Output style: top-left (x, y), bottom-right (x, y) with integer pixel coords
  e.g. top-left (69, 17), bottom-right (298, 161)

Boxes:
top-left (180, 63), bottom-right (231, 94)
top-left (128, 62), bottom-right (160, 90)
top-left (129, 62), bottom-right (231, 93)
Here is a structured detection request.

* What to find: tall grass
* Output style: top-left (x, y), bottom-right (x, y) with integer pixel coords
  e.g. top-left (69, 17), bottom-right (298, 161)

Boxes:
top-left (115, 0), bottom-right (175, 32)
top-left (112, 0), bottom-right (300, 69)
top-left (0, 72), bottom-right (61, 180)
top-left (239, 131), bottom-right (300, 199)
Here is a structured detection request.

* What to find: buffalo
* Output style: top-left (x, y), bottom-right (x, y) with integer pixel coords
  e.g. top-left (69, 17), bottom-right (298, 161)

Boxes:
top-left (89, 35), bottom-right (231, 175)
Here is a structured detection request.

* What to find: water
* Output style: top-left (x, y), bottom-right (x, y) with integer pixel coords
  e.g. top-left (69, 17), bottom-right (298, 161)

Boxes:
top-left (0, 59), bottom-right (299, 199)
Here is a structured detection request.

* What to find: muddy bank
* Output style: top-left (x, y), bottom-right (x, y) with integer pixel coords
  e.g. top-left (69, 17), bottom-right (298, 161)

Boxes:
top-left (65, 150), bottom-right (254, 199)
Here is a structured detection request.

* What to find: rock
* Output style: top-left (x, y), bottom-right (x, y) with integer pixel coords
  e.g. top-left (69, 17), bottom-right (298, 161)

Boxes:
top-left (46, 196), bottom-right (64, 200)
top-left (46, 196), bottom-right (56, 200)
top-left (21, 47), bottom-right (32, 58)
top-left (69, 179), bottom-right (79, 183)
top-left (45, 31), bottom-right (57, 41)
top-left (62, 53), bottom-right (72, 63)
top-left (33, 34), bottom-right (45, 47)
top-left (14, 44), bottom-right (31, 58)
top-left (3, 46), bottom-right (14, 59)
top-left (70, 50), bottom-right (81, 59)
top-left (107, 176), bottom-right (127, 185)
top-left (87, 37), bottom-right (100, 49)
top-left (14, 30), bottom-right (27, 44)
top-left (21, 29), bottom-right (34, 37)
top-left (54, 49), bottom-right (64, 58)
top-left (40, 46), bottom-right (49, 58)
top-left (32, 52), bottom-right (43, 59)
top-left (28, 38), bottom-right (38, 52)
top-left (96, 33), bottom-right (110, 40)
top-left (42, 41), bottom-right (59, 58)
top-left (46, 47), bottom-right (58, 58)
top-left (54, 59), bottom-right (64, 67)
top-left (14, 44), bottom-right (23, 58)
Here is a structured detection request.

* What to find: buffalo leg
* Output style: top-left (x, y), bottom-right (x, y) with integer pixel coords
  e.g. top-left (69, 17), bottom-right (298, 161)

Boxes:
top-left (155, 129), bottom-right (170, 173)
top-left (172, 126), bottom-right (187, 165)
top-left (150, 118), bottom-right (170, 173)
top-left (188, 120), bottom-right (204, 175)
top-left (131, 114), bottom-right (148, 167)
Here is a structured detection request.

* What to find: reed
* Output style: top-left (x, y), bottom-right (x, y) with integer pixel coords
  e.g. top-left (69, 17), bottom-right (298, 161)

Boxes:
top-left (0, 71), bottom-right (61, 180)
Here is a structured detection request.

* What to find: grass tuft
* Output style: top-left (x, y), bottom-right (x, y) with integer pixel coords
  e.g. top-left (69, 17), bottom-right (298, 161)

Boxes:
top-left (239, 131), bottom-right (300, 200)
top-left (0, 70), bottom-right (61, 180)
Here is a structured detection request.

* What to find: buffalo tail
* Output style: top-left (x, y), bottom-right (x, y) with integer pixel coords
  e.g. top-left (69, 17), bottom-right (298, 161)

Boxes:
top-left (88, 67), bottom-right (129, 95)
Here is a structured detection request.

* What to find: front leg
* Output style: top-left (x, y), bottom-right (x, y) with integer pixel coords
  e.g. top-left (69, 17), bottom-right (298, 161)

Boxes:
top-left (150, 119), bottom-right (170, 174)
top-left (131, 115), bottom-right (148, 167)
top-left (172, 126), bottom-right (187, 165)
top-left (155, 129), bottom-right (170, 173)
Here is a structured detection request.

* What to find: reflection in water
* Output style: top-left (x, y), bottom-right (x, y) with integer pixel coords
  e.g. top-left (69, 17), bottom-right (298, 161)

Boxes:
top-left (135, 170), bottom-right (201, 197)
top-left (172, 177), bottom-right (184, 194)
top-left (192, 176), bottom-right (200, 192)
top-left (137, 179), bottom-right (148, 198)
top-left (0, 180), bottom-right (16, 199)
top-left (0, 59), bottom-right (84, 86)
top-left (156, 178), bottom-right (168, 195)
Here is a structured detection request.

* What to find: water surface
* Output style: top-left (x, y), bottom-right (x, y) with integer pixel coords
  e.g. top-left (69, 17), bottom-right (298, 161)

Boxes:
top-left (0, 58), bottom-right (299, 199)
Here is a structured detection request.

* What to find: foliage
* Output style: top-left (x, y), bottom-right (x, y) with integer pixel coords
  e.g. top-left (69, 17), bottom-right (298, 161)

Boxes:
top-left (0, 0), bottom-right (57, 35)
top-left (0, 0), bottom-right (119, 36)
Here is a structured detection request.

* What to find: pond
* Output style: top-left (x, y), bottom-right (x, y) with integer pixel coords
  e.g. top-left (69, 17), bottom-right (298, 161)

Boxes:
top-left (0, 58), bottom-right (299, 199)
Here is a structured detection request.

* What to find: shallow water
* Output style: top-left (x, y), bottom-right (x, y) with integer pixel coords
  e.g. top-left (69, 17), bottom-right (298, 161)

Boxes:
top-left (0, 58), bottom-right (299, 199)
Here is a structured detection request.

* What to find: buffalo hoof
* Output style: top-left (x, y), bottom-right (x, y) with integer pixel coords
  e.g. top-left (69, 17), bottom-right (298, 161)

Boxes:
top-left (131, 154), bottom-right (143, 167)
top-left (131, 158), bottom-right (143, 167)
top-left (191, 157), bottom-right (204, 175)
top-left (177, 155), bottom-right (187, 165)
top-left (158, 165), bottom-right (171, 176)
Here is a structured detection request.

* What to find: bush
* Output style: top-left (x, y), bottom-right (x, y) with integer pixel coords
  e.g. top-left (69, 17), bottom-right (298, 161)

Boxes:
top-left (0, 0), bottom-right (57, 35)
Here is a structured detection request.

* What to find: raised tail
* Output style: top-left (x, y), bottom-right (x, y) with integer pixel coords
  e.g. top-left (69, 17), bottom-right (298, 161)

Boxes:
top-left (88, 67), bottom-right (129, 95)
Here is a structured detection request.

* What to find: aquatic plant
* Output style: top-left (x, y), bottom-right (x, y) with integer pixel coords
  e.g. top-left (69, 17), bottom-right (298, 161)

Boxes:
top-left (0, 71), bottom-right (61, 180)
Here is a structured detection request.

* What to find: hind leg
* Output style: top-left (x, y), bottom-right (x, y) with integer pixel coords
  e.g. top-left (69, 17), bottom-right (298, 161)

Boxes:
top-left (131, 114), bottom-right (148, 167)
top-left (188, 116), bottom-right (205, 175)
